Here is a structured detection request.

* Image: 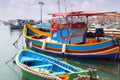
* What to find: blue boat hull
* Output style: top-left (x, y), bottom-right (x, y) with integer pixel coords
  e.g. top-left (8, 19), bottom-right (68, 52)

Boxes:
top-left (16, 49), bottom-right (99, 80)
top-left (28, 46), bottom-right (119, 60)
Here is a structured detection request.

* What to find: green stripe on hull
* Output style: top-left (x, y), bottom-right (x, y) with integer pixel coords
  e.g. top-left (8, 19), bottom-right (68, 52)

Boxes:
top-left (22, 69), bottom-right (49, 80)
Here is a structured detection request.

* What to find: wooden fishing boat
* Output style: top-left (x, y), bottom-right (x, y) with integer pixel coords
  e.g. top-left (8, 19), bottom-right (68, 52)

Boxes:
top-left (23, 11), bottom-right (119, 60)
top-left (15, 48), bottom-right (99, 80)
top-left (10, 20), bottom-right (25, 29)
top-left (10, 19), bottom-right (36, 29)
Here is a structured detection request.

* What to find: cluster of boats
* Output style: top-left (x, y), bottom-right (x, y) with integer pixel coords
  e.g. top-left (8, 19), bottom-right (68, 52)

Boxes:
top-left (15, 11), bottom-right (120, 80)
top-left (3, 19), bottom-right (40, 29)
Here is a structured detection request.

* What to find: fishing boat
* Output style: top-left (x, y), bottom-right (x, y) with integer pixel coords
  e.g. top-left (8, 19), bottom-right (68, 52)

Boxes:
top-left (10, 19), bottom-right (25, 29)
top-left (15, 48), bottom-right (99, 80)
top-left (10, 19), bottom-right (37, 29)
top-left (23, 11), bottom-right (119, 60)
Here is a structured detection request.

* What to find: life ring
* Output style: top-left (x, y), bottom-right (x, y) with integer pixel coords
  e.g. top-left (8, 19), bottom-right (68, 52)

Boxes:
top-left (60, 28), bottom-right (70, 41)
top-left (50, 22), bottom-right (59, 32)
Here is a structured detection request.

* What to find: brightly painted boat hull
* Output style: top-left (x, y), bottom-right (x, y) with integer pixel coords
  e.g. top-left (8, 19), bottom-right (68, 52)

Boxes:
top-left (25, 38), bottom-right (119, 59)
top-left (23, 24), bottom-right (119, 60)
top-left (27, 45), bottom-right (119, 59)
top-left (16, 49), bottom-right (99, 80)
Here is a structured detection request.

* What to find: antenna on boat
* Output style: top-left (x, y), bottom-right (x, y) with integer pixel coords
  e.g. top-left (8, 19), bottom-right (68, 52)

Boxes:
top-left (71, 4), bottom-right (73, 12)
top-left (64, 0), bottom-right (67, 12)
top-left (57, 0), bottom-right (61, 13)
top-left (57, 0), bottom-right (61, 25)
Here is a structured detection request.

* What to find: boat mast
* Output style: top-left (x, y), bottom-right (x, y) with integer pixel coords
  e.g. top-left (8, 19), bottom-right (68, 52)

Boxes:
top-left (57, 0), bottom-right (61, 13)
top-left (57, 0), bottom-right (61, 21)
top-left (71, 4), bottom-right (73, 12)
top-left (64, 0), bottom-right (67, 12)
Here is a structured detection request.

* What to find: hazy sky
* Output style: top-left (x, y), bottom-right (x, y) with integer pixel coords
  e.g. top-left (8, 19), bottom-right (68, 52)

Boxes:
top-left (0, 0), bottom-right (120, 21)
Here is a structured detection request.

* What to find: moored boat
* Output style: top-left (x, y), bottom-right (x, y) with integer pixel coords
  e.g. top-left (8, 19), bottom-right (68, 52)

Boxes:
top-left (10, 19), bottom-right (25, 29)
top-left (15, 48), bottom-right (99, 80)
top-left (23, 11), bottom-right (119, 60)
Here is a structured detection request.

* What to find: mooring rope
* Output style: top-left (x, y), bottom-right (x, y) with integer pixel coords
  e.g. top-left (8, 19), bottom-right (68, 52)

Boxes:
top-left (13, 31), bottom-right (23, 49)
top-left (6, 53), bottom-right (17, 64)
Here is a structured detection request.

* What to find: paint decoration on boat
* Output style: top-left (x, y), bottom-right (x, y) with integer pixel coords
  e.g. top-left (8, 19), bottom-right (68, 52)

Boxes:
top-left (23, 11), bottom-right (119, 60)
top-left (15, 49), bottom-right (99, 80)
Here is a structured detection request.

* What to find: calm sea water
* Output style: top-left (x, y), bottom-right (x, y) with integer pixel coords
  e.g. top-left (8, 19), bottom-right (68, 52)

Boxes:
top-left (0, 23), bottom-right (119, 80)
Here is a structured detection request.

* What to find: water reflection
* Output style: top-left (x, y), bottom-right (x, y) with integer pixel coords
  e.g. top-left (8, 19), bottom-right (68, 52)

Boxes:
top-left (65, 58), bottom-right (119, 80)
top-left (9, 28), bottom-right (22, 36)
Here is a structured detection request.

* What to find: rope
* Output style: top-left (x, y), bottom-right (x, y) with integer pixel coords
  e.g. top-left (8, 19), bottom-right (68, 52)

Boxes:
top-left (13, 31), bottom-right (23, 49)
top-left (6, 53), bottom-right (17, 64)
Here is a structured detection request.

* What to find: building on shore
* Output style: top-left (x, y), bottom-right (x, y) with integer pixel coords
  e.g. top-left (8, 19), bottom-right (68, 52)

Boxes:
top-left (89, 12), bottom-right (120, 29)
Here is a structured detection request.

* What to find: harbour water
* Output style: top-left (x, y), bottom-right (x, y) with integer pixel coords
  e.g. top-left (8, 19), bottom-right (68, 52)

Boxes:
top-left (0, 24), bottom-right (119, 80)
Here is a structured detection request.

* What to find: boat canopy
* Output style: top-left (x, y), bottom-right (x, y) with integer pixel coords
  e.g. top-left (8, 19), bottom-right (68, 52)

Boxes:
top-left (51, 11), bottom-right (99, 17)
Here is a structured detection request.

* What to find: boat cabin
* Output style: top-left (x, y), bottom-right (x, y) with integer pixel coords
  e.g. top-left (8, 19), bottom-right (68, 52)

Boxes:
top-left (50, 11), bottom-right (101, 44)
